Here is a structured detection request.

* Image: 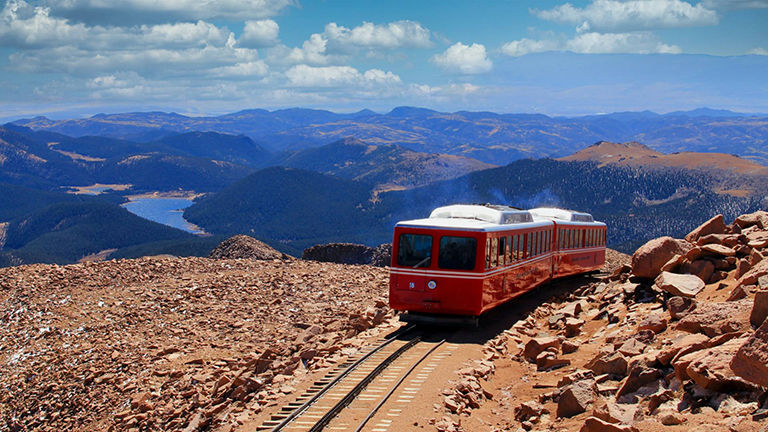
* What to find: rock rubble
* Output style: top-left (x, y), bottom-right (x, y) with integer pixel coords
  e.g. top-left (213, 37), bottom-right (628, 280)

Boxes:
top-left (438, 211), bottom-right (768, 432)
top-left (0, 256), bottom-right (391, 431)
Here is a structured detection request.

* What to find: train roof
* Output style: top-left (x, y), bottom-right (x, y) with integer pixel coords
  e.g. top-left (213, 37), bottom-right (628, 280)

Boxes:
top-left (396, 204), bottom-right (604, 231)
top-left (397, 204), bottom-right (551, 232)
top-left (529, 207), bottom-right (605, 226)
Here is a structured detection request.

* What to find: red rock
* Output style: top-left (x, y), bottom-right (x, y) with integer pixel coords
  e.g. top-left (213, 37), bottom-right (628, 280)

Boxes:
top-left (750, 290), bottom-right (768, 327)
top-left (637, 313), bottom-right (667, 334)
top-left (734, 259), bottom-right (751, 279)
top-left (562, 340), bottom-right (581, 354)
top-left (684, 335), bottom-right (754, 391)
top-left (654, 272), bottom-right (704, 298)
top-left (700, 243), bottom-right (737, 257)
top-left (735, 211), bottom-right (768, 229)
top-left (557, 379), bottom-right (597, 418)
top-left (685, 214), bottom-right (727, 243)
top-left (523, 337), bottom-right (560, 362)
top-left (586, 351), bottom-right (628, 377)
top-left (731, 317), bottom-right (768, 387)
top-left (591, 400), bottom-right (636, 425)
top-left (660, 254), bottom-right (685, 273)
top-left (682, 259), bottom-right (715, 283)
top-left (697, 233), bottom-right (740, 247)
top-left (726, 285), bottom-right (748, 301)
top-left (631, 237), bottom-right (693, 279)
top-left (676, 299), bottom-right (752, 337)
top-left (617, 338), bottom-right (645, 357)
top-left (738, 259), bottom-right (768, 286)
top-left (536, 351), bottom-right (571, 371)
top-left (616, 353), bottom-right (661, 397)
top-left (656, 333), bottom-right (709, 365)
top-left (514, 400), bottom-right (548, 422)
top-left (667, 296), bottom-right (696, 320)
top-left (565, 317), bottom-right (585, 337)
top-left (580, 416), bottom-right (639, 432)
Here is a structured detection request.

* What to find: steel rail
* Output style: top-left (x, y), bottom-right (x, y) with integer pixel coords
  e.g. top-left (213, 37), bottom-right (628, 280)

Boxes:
top-left (270, 324), bottom-right (415, 431)
top-left (353, 339), bottom-right (446, 432)
top-left (306, 336), bottom-right (421, 432)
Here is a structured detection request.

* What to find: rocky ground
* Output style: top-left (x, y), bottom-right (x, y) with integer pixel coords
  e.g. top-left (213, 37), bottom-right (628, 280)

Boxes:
top-left (0, 256), bottom-right (391, 431)
top-left (435, 211), bottom-right (768, 432)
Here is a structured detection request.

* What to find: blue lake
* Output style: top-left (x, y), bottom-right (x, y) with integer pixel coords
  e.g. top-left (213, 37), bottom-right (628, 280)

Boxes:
top-left (122, 197), bottom-right (205, 234)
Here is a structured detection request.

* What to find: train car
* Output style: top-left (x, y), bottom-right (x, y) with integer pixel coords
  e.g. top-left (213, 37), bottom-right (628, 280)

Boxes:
top-left (389, 204), bottom-right (606, 323)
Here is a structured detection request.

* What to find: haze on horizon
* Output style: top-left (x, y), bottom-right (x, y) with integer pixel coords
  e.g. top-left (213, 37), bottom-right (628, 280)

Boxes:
top-left (0, 0), bottom-right (766, 121)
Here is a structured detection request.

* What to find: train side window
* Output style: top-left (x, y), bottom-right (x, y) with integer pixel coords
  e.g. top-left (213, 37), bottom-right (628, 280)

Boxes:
top-left (498, 236), bottom-right (506, 266)
top-left (397, 234), bottom-right (433, 267)
top-left (589, 230), bottom-right (594, 247)
top-left (438, 236), bottom-right (477, 271)
top-left (570, 229), bottom-right (575, 249)
top-left (490, 237), bottom-right (498, 267)
top-left (506, 236), bottom-right (512, 263)
top-left (559, 229), bottom-right (564, 249)
top-left (513, 235), bottom-right (520, 260)
top-left (527, 232), bottom-right (532, 258)
top-left (485, 239), bottom-right (491, 269)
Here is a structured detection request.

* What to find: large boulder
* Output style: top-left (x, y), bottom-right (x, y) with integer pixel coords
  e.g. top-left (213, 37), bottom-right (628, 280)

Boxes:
top-left (557, 379), bottom-right (597, 418)
top-left (523, 337), bottom-right (560, 362)
top-left (734, 211), bottom-right (768, 229)
top-left (685, 214), bottom-right (727, 243)
top-left (369, 243), bottom-right (392, 267)
top-left (302, 243), bottom-right (374, 265)
top-left (737, 260), bottom-right (768, 286)
top-left (666, 296), bottom-right (697, 320)
top-left (731, 318), bottom-right (768, 387)
top-left (681, 336), bottom-right (755, 391)
top-left (585, 351), bottom-right (628, 376)
top-left (208, 235), bottom-right (289, 260)
top-left (676, 299), bottom-right (752, 337)
top-left (631, 237), bottom-right (693, 279)
top-left (751, 290), bottom-right (768, 327)
top-left (654, 272), bottom-right (705, 298)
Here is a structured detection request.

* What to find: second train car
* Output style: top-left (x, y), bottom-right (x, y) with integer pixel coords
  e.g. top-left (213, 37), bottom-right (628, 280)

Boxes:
top-left (389, 204), bottom-right (606, 322)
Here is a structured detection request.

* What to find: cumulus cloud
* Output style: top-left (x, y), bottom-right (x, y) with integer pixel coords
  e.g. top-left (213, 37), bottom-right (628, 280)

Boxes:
top-left (501, 38), bottom-right (562, 57)
top-left (431, 42), bottom-right (492, 74)
top-left (702, 0), bottom-right (768, 9)
top-left (0, 2), bottom-right (233, 49)
top-left (501, 32), bottom-right (681, 56)
top-left (566, 32), bottom-right (681, 54)
top-left (44, 0), bottom-right (295, 25)
top-left (323, 20), bottom-right (431, 51)
top-left (285, 64), bottom-right (401, 87)
top-left (284, 34), bottom-right (332, 65)
top-left (533, 0), bottom-right (718, 32)
top-left (239, 19), bottom-right (279, 48)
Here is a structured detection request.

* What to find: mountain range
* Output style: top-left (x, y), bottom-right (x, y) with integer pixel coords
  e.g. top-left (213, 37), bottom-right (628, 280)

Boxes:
top-left (12, 107), bottom-right (768, 165)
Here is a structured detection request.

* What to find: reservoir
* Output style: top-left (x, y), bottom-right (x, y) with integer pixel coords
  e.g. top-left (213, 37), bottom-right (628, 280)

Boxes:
top-left (122, 197), bottom-right (206, 235)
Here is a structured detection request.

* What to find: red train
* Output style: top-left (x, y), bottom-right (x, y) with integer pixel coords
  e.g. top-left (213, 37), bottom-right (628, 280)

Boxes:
top-left (389, 204), bottom-right (606, 323)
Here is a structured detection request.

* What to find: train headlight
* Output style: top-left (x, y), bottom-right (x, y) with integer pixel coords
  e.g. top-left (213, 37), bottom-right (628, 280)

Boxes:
top-left (427, 280), bottom-right (437, 290)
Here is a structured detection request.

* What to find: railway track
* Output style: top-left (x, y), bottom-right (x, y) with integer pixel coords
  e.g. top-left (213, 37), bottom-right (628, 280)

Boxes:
top-left (257, 326), bottom-right (452, 432)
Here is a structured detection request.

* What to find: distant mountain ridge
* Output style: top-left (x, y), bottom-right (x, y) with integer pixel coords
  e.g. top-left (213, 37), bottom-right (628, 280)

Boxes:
top-left (11, 107), bottom-right (768, 165)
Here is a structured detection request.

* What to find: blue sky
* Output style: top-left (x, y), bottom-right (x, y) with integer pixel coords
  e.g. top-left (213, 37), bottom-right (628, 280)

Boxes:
top-left (0, 0), bottom-right (766, 120)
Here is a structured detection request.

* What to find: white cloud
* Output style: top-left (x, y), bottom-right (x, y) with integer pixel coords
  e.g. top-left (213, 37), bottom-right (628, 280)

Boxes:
top-left (239, 19), bottom-right (279, 48)
top-left (285, 64), bottom-right (400, 87)
top-left (501, 38), bottom-right (562, 57)
top-left (323, 20), bottom-right (431, 51)
top-left (534, 0), bottom-right (718, 32)
top-left (748, 47), bottom-right (768, 55)
top-left (44, 0), bottom-right (295, 24)
top-left (702, 0), bottom-right (768, 9)
top-left (431, 42), bottom-right (492, 74)
top-left (500, 32), bottom-right (681, 56)
top-left (0, 2), bottom-right (233, 49)
top-left (284, 34), bottom-right (332, 65)
top-left (210, 61), bottom-right (269, 78)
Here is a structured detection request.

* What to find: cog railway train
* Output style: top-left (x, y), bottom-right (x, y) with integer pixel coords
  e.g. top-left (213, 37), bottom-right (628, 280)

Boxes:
top-left (389, 204), bottom-right (606, 323)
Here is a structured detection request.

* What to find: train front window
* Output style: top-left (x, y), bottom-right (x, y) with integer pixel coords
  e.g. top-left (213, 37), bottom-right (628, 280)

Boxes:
top-left (439, 236), bottom-right (477, 270)
top-left (397, 234), bottom-right (433, 267)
